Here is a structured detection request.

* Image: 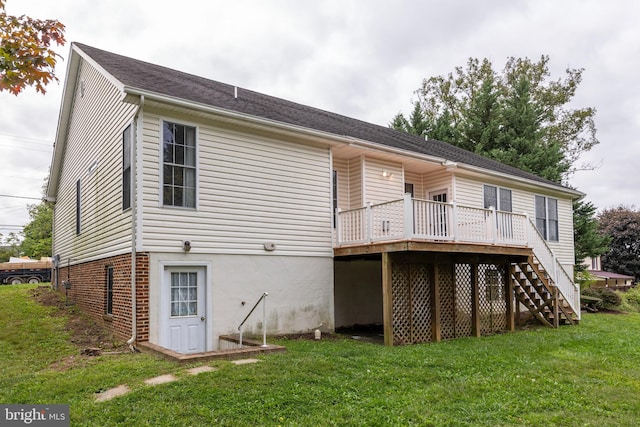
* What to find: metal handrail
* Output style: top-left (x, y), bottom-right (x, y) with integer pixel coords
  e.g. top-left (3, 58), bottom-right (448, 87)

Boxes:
top-left (238, 292), bottom-right (269, 348)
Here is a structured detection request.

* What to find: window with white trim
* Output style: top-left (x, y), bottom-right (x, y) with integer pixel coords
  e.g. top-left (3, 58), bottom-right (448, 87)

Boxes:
top-left (162, 121), bottom-right (196, 208)
top-left (535, 195), bottom-right (558, 241)
top-left (483, 185), bottom-right (512, 212)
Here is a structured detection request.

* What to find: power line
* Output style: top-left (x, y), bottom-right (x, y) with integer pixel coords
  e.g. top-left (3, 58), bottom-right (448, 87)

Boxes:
top-left (0, 132), bottom-right (53, 145)
top-left (0, 142), bottom-right (53, 153)
top-left (0, 194), bottom-right (41, 201)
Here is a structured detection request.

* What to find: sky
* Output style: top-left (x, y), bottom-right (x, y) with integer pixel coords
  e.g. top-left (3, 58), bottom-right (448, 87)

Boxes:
top-left (1, 0), bottom-right (639, 239)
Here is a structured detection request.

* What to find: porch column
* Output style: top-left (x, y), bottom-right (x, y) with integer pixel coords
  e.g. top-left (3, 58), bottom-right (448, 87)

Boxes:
top-left (505, 264), bottom-right (515, 332)
top-left (382, 252), bottom-right (394, 346)
top-left (471, 264), bottom-right (481, 337)
top-left (430, 264), bottom-right (441, 342)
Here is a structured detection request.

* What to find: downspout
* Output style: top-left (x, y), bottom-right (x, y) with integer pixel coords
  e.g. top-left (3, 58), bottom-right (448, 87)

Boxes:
top-left (127, 94), bottom-right (144, 351)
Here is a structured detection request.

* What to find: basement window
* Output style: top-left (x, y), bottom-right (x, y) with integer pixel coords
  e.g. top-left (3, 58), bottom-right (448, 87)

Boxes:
top-left (106, 266), bottom-right (114, 316)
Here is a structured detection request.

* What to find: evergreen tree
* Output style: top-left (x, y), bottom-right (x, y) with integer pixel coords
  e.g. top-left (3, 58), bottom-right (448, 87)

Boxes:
top-left (573, 199), bottom-right (610, 271)
top-left (391, 55), bottom-right (598, 185)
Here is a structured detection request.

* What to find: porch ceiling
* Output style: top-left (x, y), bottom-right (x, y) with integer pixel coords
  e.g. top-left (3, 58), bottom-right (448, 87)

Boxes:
top-left (332, 145), bottom-right (442, 174)
top-left (334, 240), bottom-right (533, 259)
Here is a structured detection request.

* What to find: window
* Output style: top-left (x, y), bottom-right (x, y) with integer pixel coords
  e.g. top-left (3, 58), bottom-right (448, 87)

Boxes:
top-left (171, 272), bottom-right (198, 317)
top-left (162, 121), bottom-right (196, 208)
top-left (483, 185), bottom-right (512, 212)
top-left (332, 170), bottom-right (338, 228)
top-left (535, 195), bottom-right (559, 241)
top-left (106, 266), bottom-right (114, 315)
top-left (75, 179), bottom-right (81, 234)
top-left (122, 125), bottom-right (132, 210)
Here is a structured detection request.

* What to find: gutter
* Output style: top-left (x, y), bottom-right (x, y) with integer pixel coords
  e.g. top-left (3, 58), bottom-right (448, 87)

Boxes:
top-left (126, 94), bottom-right (144, 351)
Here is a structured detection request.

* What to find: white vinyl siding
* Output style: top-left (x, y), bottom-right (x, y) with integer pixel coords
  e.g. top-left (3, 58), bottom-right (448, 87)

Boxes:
top-left (333, 157), bottom-right (349, 211)
top-left (404, 171), bottom-right (423, 197)
top-left (52, 59), bottom-right (137, 262)
top-left (348, 157), bottom-right (362, 209)
top-left (423, 171), bottom-right (453, 201)
top-left (363, 157), bottom-right (403, 204)
top-left (140, 111), bottom-right (333, 257)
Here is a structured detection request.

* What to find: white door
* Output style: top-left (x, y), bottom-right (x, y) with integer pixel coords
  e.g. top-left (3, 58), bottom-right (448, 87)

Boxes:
top-left (162, 266), bottom-right (206, 353)
top-left (429, 190), bottom-right (448, 237)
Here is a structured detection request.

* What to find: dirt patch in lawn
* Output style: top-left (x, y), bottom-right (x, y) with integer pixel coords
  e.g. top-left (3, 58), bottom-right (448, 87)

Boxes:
top-left (29, 286), bottom-right (129, 370)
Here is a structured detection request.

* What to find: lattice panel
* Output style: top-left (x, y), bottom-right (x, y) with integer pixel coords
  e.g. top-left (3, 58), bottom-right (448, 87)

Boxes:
top-left (410, 264), bottom-right (432, 343)
top-left (392, 263), bottom-right (411, 345)
top-left (392, 262), bottom-right (433, 345)
top-left (454, 264), bottom-right (473, 338)
top-left (439, 264), bottom-right (456, 340)
top-left (478, 264), bottom-right (507, 335)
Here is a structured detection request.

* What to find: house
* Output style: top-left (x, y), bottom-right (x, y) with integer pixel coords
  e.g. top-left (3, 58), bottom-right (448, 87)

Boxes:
top-left (46, 43), bottom-right (581, 355)
top-left (583, 256), bottom-right (635, 290)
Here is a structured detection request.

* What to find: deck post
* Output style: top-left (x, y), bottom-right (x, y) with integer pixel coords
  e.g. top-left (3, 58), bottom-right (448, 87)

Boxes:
top-left (505, 264), bottom-right (515, 332)
top-left (431, 264), bottom-right (441, 342)
top-left (336, 208), bottom-right (342, 246)
top-left (451, 202), bottom-right (458, 241)
top-left (489, 207), bottom-right (497, 244)
top-left (403, 193), bottom-right (413, 239)
top-left (382, 252), bottom-right (394, 346)
top-left (471, 264), bottom-right (481, 337)
top-left (366, 202), bottom-right (373, 243)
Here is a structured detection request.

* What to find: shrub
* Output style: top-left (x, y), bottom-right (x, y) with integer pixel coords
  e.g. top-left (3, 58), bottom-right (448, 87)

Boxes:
top-left (582, 287), bottom-right (622, 310)
top-left (617, 286), bottom-right (640, 313)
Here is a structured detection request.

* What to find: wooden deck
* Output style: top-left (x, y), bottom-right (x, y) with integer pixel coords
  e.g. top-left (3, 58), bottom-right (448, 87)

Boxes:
top-left (334, 239), bottom-right (533, 258)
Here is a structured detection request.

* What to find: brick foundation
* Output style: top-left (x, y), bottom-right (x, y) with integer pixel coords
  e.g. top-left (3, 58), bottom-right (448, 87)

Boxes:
top-left (54, 252), bottom-right (150, 342)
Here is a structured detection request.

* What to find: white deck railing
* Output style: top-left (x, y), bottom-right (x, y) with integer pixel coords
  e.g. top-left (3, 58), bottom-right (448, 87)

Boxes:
top-left (525, 220), bottom-right (580, 320)
top-left (337, 194), bottom-right (528, 247)
top-left (336, 193), bottom-right (579, 319)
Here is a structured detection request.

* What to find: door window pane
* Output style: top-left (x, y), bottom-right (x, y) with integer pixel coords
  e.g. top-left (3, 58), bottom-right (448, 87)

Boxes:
top-left (170, 271), bottom-right (198, 317)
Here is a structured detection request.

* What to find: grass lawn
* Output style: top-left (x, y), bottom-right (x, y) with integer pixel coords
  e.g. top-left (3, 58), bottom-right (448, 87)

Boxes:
top-left (2, 284), bottom-right (640, 426)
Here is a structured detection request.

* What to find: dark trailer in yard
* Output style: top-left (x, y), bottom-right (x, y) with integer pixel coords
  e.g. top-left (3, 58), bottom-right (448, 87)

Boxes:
top-left (0, 261), bottom-right (52, 284)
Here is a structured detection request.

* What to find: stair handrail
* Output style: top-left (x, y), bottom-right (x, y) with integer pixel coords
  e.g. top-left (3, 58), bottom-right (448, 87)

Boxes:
top-left (526, 219), bottom-right (580, 319)
top-left (238, 291), bottom-right (269, 348)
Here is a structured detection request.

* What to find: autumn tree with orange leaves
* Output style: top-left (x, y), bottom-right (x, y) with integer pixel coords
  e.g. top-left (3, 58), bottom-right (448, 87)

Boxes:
top-left (0, 0), bottom-right (65, 94)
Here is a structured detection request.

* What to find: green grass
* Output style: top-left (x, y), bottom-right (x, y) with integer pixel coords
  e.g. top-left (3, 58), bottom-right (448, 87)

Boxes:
top-left (2, 284), bottom-right (640, 426)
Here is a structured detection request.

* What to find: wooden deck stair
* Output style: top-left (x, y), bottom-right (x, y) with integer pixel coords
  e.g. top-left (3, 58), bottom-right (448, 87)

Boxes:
top-left (511, 256), bottom-right (577, 328)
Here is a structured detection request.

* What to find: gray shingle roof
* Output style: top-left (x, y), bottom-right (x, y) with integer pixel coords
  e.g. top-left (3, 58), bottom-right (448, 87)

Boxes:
top-left (75, 42), bottom-right (575, 192)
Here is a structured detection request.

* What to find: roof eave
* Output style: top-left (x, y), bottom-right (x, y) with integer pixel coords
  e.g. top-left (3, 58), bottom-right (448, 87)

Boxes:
top-left (46, 45), bottom-right (83, 199)
top-left (123, 87), bottom-right (350, 147)
top-left (123, 88), bottom-right (581, 199)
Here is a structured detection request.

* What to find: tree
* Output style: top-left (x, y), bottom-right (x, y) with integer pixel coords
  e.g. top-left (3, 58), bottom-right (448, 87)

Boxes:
top-left (573, 199), bottom-right (609, 272)
top-left (391, 55), bottom-right (598, 184)
top-left (20, 201), bottom-right (52, 258)
top-left (0, 0), bottom-right (65, 94)
top-left (598, 206), bottom-right (640, 282)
